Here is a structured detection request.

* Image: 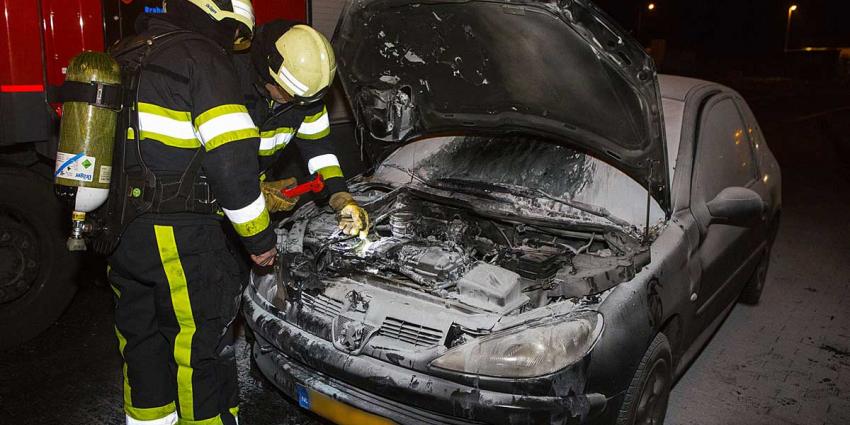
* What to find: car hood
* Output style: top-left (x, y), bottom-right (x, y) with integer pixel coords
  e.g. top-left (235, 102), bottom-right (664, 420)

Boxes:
top-left (334, 0), bottom-right (670, 212)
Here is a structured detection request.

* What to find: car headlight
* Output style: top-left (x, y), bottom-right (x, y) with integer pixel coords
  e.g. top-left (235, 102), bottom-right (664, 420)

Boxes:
top-left (250, 269), bottom-right (281, 304)
top-left (429, 311), bottom-right (603, 378)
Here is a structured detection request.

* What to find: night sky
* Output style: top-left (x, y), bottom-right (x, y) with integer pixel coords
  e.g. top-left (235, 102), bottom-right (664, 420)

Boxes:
top-left (595, 0), bottom-right (850, 54)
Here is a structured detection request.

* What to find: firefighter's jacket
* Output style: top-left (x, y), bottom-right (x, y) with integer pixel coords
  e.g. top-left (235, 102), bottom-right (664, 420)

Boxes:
top-left (251, 99), bottom-right (348, 196)
top-left (135, 18), bottom-right (274, 254)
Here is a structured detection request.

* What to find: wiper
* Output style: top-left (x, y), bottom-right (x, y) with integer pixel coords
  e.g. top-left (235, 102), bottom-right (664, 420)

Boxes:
top-left (431, 177), bottom-right (632, 228)
top-left (378, 164), bottom-right (428, 184)
top-left (418, 176), bottom-right (511, 203)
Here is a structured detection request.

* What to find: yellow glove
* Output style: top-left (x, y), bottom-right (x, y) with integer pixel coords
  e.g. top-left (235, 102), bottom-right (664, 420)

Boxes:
top-left (261, 177), bottom-right (299, 213)
top-left (330, 192), bottom-right (369, 237)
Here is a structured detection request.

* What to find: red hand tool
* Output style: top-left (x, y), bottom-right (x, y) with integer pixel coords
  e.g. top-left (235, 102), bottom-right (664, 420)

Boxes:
top-left (282, 174), bottom-right (325, 198)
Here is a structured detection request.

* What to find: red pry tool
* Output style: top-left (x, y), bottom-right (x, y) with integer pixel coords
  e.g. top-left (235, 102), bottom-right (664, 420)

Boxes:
top-left (282, 174), bottom-right (325, 198)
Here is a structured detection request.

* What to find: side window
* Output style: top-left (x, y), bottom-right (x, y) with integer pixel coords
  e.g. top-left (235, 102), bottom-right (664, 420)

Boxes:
top-left (737, 98), bottom-right (780, 188)
top-left (693, 98), bottom-right (757, 202)
top-left (736, 98), bottom-right (768, 171)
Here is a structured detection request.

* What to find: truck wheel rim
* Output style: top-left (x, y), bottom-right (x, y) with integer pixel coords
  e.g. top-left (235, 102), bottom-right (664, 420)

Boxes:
top-left (0, 208), bottom-right (41, 305)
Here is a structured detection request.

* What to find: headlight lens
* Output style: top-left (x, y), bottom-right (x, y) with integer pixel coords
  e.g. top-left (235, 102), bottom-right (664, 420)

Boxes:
top-left (429, 311), bottom-right (603, 378)
top-left (250, 270), bottom-right (280, 304)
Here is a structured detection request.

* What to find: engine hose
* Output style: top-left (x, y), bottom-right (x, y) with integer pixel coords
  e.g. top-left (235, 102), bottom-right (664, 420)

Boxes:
top-left (576, 233), bottom-right (596, 254)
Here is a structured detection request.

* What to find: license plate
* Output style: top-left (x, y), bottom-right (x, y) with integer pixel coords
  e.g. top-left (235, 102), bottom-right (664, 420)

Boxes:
top-left (296, 384), bottom-right (396, 425)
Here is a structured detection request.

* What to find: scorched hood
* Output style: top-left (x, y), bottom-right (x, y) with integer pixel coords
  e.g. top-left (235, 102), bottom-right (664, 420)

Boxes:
top-left (334, 0), bottom-right (670, 212)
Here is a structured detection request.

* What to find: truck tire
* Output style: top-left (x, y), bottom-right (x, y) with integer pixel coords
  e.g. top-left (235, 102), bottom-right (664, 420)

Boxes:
top-left (0, 167), bottom-right (80, 349)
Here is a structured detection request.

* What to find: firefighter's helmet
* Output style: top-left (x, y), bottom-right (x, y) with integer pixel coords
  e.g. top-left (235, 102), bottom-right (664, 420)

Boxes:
top-left (184, 0), bottom-right (255, 49)
top-left (267, 25), bottom-right (336, 102)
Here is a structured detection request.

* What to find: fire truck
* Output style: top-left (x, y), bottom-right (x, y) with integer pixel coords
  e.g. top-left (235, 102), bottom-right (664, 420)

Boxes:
top-left (0, 0), bottom-right (344, 348)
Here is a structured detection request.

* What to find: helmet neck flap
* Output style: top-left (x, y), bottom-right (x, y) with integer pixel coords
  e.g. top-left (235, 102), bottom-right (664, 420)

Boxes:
top-left (162, 0), bottom-right (254, 50)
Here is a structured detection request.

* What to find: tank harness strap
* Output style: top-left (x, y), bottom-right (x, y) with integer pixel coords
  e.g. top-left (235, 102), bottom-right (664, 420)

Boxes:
top-left (56, 81), bottom-right (123, 110)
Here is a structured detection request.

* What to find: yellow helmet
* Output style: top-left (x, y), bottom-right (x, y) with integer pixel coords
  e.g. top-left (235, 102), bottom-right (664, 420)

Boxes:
top-left (184, 0), bottom-right (255, 48)
top-left (268, 25), bottom-right (336, 100)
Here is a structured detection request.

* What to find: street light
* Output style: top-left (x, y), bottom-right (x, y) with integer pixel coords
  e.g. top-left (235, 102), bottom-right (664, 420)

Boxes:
top-left (637, 3), bottom-right (656, 38)
top-left (785, 5), bottom-right (798, 52)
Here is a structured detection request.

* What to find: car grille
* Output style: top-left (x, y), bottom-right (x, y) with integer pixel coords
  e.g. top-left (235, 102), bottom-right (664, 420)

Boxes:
top-left (298, 295), bottom-right (443, 348)
top-left (301, 292), bottom-right (343, 318)
top-left (378, 317), bottom-right (443, 347)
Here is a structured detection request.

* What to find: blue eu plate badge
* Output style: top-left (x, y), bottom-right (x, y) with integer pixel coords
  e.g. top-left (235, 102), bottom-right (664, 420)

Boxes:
top-left (296, 384), bottom-right (311, 409)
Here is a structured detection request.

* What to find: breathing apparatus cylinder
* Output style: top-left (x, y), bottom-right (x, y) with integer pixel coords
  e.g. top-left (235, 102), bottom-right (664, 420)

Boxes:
top-left (53, 51), bottom-right (122, 251)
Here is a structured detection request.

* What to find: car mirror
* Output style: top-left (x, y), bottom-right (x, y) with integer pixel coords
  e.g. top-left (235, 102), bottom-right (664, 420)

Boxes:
top-left (706, 187), bottom-right (765, 227)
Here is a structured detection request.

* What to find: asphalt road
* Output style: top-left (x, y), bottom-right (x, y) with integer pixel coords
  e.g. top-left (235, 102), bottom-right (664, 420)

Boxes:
top-left (0, 81), bottom-right (848, 425)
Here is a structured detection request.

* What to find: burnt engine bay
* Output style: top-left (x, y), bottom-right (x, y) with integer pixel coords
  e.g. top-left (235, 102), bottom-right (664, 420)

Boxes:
top-left (263, 186), bottom-right (649, 352)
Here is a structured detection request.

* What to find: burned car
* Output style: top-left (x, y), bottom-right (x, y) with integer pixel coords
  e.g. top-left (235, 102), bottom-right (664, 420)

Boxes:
top-left (242, 0), bottom-right (781, 424)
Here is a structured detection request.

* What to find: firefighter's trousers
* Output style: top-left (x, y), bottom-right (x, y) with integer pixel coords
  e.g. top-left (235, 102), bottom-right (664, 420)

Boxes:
top-left (108, 214), bottom-right (244, 425)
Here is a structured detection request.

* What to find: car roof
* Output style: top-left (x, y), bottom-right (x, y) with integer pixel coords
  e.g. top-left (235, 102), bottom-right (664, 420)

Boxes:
top-left (658, 74), bottom-right (717, 101)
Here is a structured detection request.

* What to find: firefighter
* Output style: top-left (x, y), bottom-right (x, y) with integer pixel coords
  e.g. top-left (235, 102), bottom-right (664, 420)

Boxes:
top-left (242, 20), bottom-right (369, 237)
top-left (107, 1), bottom-right (272, 424)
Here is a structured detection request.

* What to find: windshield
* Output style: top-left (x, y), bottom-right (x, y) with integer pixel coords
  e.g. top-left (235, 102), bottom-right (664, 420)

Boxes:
top-left (372, 136), bottom-right (665, 227)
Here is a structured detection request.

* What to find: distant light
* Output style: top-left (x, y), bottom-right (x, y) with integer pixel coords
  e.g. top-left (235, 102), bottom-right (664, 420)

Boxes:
top-left (789, 5), bottom-right (798, 12)
top-left (648, 3), bottom-right (656, 11)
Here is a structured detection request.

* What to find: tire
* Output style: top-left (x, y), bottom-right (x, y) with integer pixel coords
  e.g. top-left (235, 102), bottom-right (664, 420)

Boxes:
top-left (0, 167), bottom-right (80, 349)
top-left (616, 332), bottom-right (673, 425)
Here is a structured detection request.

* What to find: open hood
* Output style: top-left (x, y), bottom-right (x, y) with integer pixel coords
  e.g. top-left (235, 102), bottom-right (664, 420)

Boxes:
top-left (334, 0), bottom-right (670, 213)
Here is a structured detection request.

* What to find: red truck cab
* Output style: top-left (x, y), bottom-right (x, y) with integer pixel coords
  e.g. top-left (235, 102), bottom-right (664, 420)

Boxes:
top-left (0, 0), bottom-right (309, 348)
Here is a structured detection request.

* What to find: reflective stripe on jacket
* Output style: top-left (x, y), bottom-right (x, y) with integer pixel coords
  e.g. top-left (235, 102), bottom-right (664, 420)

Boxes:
top-left (255, 101), bottom-right (346, 195)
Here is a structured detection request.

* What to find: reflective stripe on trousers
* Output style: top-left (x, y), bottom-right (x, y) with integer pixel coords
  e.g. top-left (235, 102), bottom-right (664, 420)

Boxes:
top-left (125, 412), bottom-right (239, 425)
top-left (127, 412), bottom-right (178, 425)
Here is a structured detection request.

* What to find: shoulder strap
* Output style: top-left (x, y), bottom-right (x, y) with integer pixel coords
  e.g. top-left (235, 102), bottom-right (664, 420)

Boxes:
top-left (116, 29), bottom-right (221, 172)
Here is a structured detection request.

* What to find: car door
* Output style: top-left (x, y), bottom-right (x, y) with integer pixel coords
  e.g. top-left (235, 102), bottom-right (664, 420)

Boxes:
top-left (690, 95), bottom-right (767, 324)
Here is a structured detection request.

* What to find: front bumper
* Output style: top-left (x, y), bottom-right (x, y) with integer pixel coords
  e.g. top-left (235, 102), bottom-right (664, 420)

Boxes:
top-left (243, 285), bottom-right (608, 425)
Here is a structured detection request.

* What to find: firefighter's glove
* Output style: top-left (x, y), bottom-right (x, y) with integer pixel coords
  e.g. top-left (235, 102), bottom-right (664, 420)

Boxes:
top-left (261, 178), bottom-right (299, 213)
top-left (330, 192), bottom-right (369, 238)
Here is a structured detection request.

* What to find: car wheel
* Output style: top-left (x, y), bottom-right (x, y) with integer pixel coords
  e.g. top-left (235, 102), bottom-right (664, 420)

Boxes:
top-left (0, 167), bottom-right (80, 349)
top-left (739, 246), bottom-right (770, 305)
top-left (616, 332), bottom-right (673, 425)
